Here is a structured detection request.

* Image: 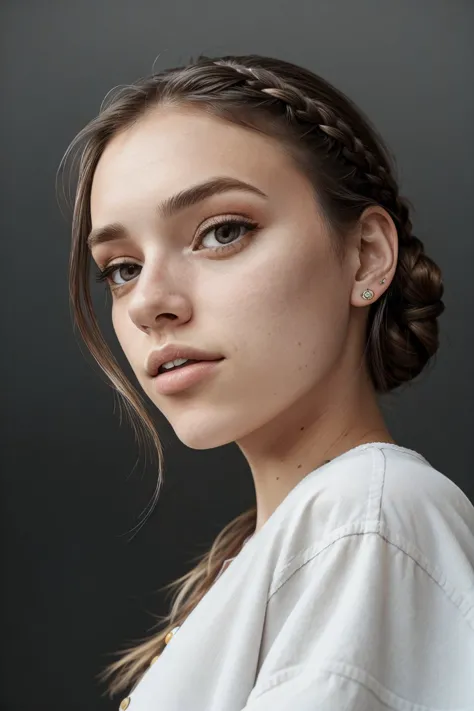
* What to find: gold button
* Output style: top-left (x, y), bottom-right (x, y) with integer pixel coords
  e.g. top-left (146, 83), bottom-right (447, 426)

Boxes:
top-left (164, 626), bottom-right (180, 645)
top-left (119, 697), bottom-right (130, 710)
top-left (150, 654), bottom-right (160, 666)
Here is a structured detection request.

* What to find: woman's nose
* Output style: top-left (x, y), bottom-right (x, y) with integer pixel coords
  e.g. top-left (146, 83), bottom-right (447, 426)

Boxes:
top-left (127, 268), bottom-right (192, 334)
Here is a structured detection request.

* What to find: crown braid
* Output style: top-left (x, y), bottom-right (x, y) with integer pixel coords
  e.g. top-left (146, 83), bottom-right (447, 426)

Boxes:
top-left (213, 60), bottom-right (414, 239)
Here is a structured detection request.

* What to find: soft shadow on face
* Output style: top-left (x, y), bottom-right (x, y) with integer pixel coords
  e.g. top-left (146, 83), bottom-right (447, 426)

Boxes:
top-left (89, 106), bottom-right (354, 451)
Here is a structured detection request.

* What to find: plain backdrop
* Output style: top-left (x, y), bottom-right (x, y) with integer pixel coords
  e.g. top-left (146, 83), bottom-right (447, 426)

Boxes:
top-left (1, 1), bottom-right (473, 709)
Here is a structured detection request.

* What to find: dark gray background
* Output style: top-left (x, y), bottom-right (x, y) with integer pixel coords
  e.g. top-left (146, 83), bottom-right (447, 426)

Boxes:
top-left (1, 1), bottom-right (473, 709)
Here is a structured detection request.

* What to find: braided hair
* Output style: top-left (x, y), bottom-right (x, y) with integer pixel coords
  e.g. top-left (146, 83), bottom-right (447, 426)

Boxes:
top-left (60, 53), bottom-right (445, 697)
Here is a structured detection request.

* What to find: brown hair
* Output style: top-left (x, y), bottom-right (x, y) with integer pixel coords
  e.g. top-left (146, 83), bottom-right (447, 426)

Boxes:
top-left (57, 53), bottom-right (445, 697)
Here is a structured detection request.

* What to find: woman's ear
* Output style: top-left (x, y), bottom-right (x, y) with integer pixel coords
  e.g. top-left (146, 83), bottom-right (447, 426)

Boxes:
top-left (349, 206), bottom-right (398, 308)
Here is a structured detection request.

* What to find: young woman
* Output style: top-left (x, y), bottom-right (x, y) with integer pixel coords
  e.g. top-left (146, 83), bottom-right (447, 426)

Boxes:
top-left (59, 54), bottom-right (474, 710)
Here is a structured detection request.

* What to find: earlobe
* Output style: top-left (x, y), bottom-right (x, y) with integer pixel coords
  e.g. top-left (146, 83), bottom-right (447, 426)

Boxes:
top-left (360, 277), bottom-right (387, 302)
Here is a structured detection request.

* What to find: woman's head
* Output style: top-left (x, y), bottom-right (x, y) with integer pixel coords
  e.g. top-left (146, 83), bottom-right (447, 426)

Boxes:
top-left (62, 53), bottom-right (444, 457)
top-left (58, 53), bottom-right (444, 695)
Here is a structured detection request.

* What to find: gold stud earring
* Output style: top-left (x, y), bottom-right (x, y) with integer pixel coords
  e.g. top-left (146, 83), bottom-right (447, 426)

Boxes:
top-left (361, 288), bottom-right (374, 300)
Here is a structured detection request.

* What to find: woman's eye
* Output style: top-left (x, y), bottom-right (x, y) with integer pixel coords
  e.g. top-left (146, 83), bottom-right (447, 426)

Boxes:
top-left (95, 262), bottom-right (141, 288)
top-left (197, 218), bottom-right (258, 251)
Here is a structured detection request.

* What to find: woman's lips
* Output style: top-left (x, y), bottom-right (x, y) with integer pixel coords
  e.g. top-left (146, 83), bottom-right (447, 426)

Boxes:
top-left (152, 358), bottom-right (225, 395)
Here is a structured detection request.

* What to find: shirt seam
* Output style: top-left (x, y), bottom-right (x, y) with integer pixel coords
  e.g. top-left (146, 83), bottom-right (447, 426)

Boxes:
top-left (249, 659), bottom-right (472, 710)
top-left (268, 523), bottom-right (474, 634)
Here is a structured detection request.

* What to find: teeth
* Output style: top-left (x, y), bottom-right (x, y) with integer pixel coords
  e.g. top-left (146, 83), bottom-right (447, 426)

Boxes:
top-left (162, 357), bottom-right (189, 370)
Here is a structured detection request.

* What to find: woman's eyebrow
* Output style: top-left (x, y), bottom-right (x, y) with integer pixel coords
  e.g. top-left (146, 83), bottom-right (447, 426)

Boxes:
top-left (87, 175), bottom-right (268, 250)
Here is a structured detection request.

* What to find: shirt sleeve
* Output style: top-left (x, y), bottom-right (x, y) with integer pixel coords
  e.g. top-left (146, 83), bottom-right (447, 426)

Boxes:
top-left (241, 524), bottom-right (474, 711)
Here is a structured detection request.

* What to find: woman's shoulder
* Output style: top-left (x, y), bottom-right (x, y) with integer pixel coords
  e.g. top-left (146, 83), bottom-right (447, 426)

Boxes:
top-left (270, 442), bottom-right (474, 593)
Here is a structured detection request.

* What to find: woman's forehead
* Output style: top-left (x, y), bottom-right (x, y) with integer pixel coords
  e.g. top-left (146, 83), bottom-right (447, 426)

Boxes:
top-left (90, 110), bottom-right (311, 220)
top-left (94, 108), bottom-right (293, 184)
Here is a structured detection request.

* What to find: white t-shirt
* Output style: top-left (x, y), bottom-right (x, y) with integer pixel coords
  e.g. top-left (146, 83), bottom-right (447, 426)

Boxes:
top-left (121, 442), bottom-right (474, 711)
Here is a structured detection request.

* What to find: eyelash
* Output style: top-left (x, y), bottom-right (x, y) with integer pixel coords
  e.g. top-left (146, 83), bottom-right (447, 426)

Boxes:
top-left (94, 217), bottom-right (261, 290)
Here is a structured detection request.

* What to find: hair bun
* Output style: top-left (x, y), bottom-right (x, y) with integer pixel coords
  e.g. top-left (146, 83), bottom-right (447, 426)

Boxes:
top-left (367, 234), bottom-right (445, 393)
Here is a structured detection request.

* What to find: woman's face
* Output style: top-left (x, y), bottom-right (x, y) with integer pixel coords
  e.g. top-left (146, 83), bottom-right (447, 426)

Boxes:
top-left (89, 106), bottom-right (356, 449)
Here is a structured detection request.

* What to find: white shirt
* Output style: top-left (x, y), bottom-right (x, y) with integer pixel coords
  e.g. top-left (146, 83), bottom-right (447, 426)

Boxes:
top-left (122, 442), bottom-right (474, 710)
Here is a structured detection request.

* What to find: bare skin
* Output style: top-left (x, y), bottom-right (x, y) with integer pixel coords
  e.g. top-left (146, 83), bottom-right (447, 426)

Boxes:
top-left (89, 106), bottom-right (398, 535)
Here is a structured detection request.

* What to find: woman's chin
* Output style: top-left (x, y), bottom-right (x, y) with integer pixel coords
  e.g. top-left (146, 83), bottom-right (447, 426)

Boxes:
top-left (163, 411), bottom-right (236, 449)
top-left (162, 403), bottom-right (263, 450)
top-left (174, 426), bottom-right (235, 450)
